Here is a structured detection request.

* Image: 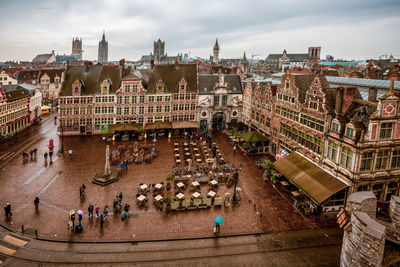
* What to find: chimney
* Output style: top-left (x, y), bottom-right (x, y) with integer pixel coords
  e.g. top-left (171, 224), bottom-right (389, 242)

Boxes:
top-left (66, 59), bottom-right (70, 68)
top-left (335, 87), bottom-right (344, 115)
top-left (150, 60), bottom-right (154, 70)
top-left (84, 61), bottom-right (91, 72)
top-left (368, 87), bottom-right (378, 102)
top-left (119, 59), bottom-right (125, 69)
top-left (341, 87), bottom-right (357, 114)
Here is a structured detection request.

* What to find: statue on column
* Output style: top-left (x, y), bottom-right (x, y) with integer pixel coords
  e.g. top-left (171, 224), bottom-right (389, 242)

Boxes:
top-left (104, 145), bottom-right (111, 176)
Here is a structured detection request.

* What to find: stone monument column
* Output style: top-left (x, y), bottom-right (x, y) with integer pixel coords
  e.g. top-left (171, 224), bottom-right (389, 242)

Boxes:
top-left (104, 145), bottom-right (111, 176)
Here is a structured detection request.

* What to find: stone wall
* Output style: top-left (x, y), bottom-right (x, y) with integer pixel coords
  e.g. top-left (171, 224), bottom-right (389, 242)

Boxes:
top-left (345, 191), bottom-right (377, 218)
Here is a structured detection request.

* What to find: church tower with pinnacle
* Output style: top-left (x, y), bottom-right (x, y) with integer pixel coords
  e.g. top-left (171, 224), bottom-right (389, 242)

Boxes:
top-left (98, 31), bottom-right (108, 63)
top-left (213, 38), bottom-right (220, 64)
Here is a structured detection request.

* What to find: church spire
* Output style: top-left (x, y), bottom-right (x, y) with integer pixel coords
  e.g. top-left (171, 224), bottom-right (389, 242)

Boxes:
top-left (102, 30), bottom-right (105, 41)
top-left (214, 38), bottom-right (219, 49)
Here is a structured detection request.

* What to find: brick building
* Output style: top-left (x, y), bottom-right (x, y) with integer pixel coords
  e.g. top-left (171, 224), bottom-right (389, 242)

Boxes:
top-left (243, 70), bottom-right (400, 210)
top-left (0, 85), bottom-right (29, 137)
top-left (59, 62), bottom-right (198, 135)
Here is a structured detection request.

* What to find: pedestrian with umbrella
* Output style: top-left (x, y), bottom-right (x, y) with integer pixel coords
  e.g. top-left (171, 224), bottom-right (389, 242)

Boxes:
top-left (34, 197), bottom-right (40, 210)
top-left (214, 216), bottom-right (223, 235)
top-left (77, 210), bottom-right (84, 223)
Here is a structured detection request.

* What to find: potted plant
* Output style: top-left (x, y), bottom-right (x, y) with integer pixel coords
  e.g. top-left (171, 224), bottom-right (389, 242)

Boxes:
top-left (270, 175), bottom-right (277, 184)
top-left (138, 127), bottom-right (144, 141)
top-left (166, 174), bottom-right (173, 182)
top-left (163, 196), bottom-right (172, 212)
top-left (227, 176), bottom-right (234, 186)
top-left (104, 128), bottom-right (113, 142)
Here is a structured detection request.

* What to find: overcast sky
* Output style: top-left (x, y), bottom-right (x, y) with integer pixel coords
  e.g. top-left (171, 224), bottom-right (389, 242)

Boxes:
top-left (0, 0), bottom-right (399, 62)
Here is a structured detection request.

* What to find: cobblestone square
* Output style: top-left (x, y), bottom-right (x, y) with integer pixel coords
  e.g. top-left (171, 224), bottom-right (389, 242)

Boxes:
top-left (0, 120), bottom-right (334, 241)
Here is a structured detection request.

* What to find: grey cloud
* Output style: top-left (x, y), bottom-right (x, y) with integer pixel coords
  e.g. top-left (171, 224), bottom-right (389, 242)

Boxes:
top-left (0, 0), bottom-right (399, 61)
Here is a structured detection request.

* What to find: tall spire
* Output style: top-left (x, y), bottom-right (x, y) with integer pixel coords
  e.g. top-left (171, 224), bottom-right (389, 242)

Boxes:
top-left (102, 30), bottom-right (105, 41)
top-left (214, 38), bottom-right (219, 49)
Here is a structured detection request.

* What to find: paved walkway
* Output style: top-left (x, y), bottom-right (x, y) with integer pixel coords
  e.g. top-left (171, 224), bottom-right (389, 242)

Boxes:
top-left (0, 124), bottom-right (335, 241)
top-left (0, 224), bottom-right (342, 266)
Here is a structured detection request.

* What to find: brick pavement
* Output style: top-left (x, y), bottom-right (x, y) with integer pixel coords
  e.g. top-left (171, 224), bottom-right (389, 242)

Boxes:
top-left (0, 124), bottom-right (335, 241)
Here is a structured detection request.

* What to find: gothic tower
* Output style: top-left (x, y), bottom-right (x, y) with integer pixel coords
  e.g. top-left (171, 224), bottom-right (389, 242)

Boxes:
top-left (72, 38), bottom-right (83, 60)
top-left (213, 38), bottom-right (220, 64)
top-left (153, 39), bottom-right (165, 61)
top-left (98, 31), bottom-right (108, 63)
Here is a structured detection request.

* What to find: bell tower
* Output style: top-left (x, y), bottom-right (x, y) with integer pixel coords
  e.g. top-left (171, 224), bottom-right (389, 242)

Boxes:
top-left (213, 38), bottom-right (220, 64)
top-left (72, 38), bottom-right (83, 60)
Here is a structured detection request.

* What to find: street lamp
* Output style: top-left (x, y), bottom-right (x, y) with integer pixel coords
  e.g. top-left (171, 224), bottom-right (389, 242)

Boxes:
top-left (232, 170), bottom-right (239, 204)
top-left (59, 119), bottom-right (64, 154)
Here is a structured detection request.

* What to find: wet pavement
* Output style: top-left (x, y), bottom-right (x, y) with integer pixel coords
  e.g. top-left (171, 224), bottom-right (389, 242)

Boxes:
top-left (0, 121), bottom-right (337, 241)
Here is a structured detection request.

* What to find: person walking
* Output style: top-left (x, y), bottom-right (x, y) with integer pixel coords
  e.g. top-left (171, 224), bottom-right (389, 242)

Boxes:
top-left (68, 149), bottom-right (72, 159)
top-left (119, 192), bottom-right (123, 204)
top-left (123, 203), bottom-right (130, 218)
top-left (113, 196), bottom-right (120, 211)
top-left (33, 148), bottom-right (37, 158)
top-left (88, 203), bottom-right (94, 218)
top-left (215, 222), bottom-right (220, 234)
top-left (49, 151), bottom-right (53, 162)
top-left (99, 213), bottom-right (104, 228)
top-left (103, 205), bottom-right (109, 218)
top-left (34, 197), bottom-right (40, 210)
top-left (4, 203), bottom-right (12, 218)
top-left (70, 213), bottom-right (75, 227)
top-left (233, 145), bottom-right (237, 153)
top-left (119, 162), bottom-right (124, 172)
top-left (44, 152), bottom-right (48, 161)
top-left (124, 160), bottom-right (128, 171)
top-left (78, 213), bottom-right (82, 223)
top-left (95, 204), bottom-right (100, 218)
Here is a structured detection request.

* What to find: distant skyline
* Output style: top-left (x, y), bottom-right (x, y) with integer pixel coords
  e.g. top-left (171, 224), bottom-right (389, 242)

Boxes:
top-left (0, 0), bottom-right (399, 62)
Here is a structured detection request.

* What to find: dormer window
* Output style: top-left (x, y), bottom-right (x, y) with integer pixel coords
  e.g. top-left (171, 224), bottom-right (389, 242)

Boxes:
top-left (156, 79), bottom-right (165, 92)
top-left (72, 80), bottom-right (81, 96)
top-left (285, 81), bottom-right (289, 89)
top-left (178, 77), bottom-right (187, 92)
top-left (101, 79), bottom-right (110, 95)
top-left (344, 126), bottom-right (354, 138)
top-left (331, 122), bottom-right (339, 133)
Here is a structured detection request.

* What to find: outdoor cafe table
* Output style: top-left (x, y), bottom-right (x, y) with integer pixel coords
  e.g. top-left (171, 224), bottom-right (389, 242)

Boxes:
top-left (140, 184), bottom-right (148, 191)
top-left (176, 193), bottom-right (185, 200)
top-left (210, 180), bottom-right (218, 186)
top-left (174, 143), bottom-right (179, 146)
top-left (196, 158), bottom-right (202, 163)
top-left (195, 153), bottom-right (200, 157)
top-left (291, 191), bottom-right (301, 197)
top-left (184, 143), bottom-right (189, 146)
top-left (207, 190), bottom-right (216, 198)
top-left (192, 192), bottom-right (201, 198)
top-left (206, 158), bottom-right (213, 163)
top-left (185, 152), bottom-right (190, 156)
top-left (176, 159), bottom-right (181, 163)
top-left (138, 195), bottom-right (146, 202)
top-left (174, 148), bottom-right (179, 151)
top-left (184, 147), bottom-right (189, 151)
top-left (175, 153), bottom-right (180, 157)
top-left (280, 181), bottom-right (289, 186)
top-left (192, 181), bottom-right (200, 187)
top-left (155, 183), bottom-right (163, 190)
top-left (177, 182), bottom-right (185, 188)
top-left (154, 195), bottom-right (163, 202)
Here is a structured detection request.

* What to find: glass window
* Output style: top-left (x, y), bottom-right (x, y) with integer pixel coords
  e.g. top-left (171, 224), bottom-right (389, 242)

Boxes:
top-left (148, 96), bottom-right (154, 102)
top-left (391, 149), bottom-right (400, 169)
top-left (331, 122), bottom-right (339, 133)
top-left (156, 106), bottom-right (162, 113)
top-left (344, 126), bottom-right (354, 138)
top-left (157, 96), bottom-right (163, 102)
top-left (165, 96), bottom-right (171, 102)
top-left (164, 106), bottom-right (170, 112)
top-left (340, 147), bottom-right (353, 169)
top-left (124, 96), bottom-right (130, 104)
top-left (214, 96), bottom-right (219, 106)
top-left (222, 95), bottom-right (228, 106)
top-left (148, 106), bottom-right (154, 113)
top-left (139, 95), bottom-right (145, 103)
top-left (375, 150), bottom-right (389, 170)
top-left (360, 151), bottom-right (373, 172)
top-left (327, 141), bottom-right (338, 161)
top-left (380, 123), bottom-right (393, 139)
